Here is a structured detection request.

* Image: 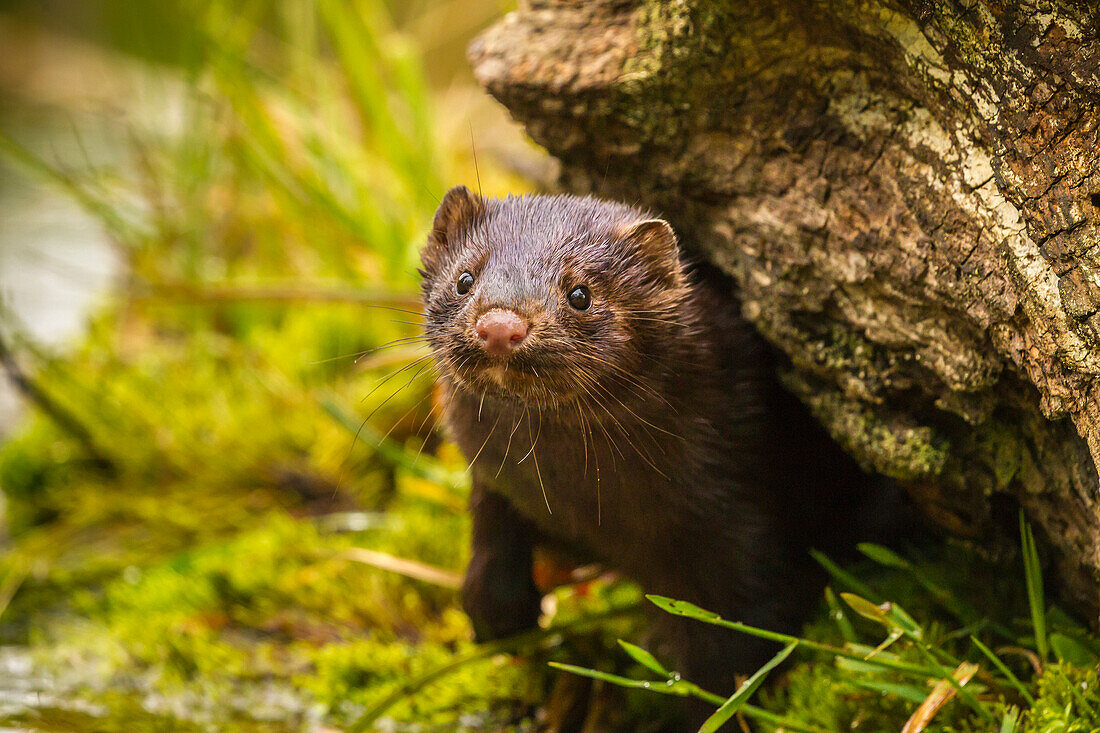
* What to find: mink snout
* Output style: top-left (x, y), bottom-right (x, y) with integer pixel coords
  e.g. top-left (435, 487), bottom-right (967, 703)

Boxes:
top-left (475, 308), bottom-right (529, 355)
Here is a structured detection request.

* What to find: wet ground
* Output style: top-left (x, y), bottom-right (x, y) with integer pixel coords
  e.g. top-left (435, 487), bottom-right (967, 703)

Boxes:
top-left (0, 646), bottom-right (318, 732)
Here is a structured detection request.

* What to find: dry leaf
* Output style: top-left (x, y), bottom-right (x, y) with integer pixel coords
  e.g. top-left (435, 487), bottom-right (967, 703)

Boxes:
top-left (900, 662), bottom-right (979, 733)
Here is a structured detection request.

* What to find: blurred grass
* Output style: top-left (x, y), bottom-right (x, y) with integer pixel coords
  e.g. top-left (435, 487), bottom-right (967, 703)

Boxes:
top-left (0, 0), bottom-right (568, 729)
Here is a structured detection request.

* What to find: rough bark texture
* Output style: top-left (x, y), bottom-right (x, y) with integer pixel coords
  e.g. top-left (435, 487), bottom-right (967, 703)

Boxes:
top-left (469, 0), bottom-right (1100, 617)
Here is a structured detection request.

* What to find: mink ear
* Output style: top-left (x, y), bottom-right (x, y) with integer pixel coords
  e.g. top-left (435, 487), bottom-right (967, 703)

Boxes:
top-left (423, 185), bottom-right (485, 269)
top-left (618, 218), bottom-right (682, 287)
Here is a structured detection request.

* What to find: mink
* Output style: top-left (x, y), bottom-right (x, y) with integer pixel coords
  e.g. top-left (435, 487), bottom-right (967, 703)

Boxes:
top-left (420, 185), bottom-right (889, 722)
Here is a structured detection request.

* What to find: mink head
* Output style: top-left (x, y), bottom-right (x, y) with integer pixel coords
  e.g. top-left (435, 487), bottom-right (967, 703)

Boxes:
top-left (419, 186), bottom-right (689, 407)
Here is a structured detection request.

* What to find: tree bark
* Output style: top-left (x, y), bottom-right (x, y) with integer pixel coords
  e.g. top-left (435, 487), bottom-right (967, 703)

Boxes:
top-left (469, 0), bottom-right (1100, 617)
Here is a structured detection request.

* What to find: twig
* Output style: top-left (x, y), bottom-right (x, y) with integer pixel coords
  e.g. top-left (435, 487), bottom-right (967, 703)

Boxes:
top-left (0, 330), bottom-right (116, 474)
top-left (344, 547), bottom-right (462, 589)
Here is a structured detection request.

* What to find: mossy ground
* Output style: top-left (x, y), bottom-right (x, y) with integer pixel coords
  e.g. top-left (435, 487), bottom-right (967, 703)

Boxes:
top-left (1, 1), bottom-right (1098, 731)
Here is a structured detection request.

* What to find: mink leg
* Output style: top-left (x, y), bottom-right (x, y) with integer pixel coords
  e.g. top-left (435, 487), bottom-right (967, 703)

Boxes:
top-left (462, 483), bottom-right (542, 642)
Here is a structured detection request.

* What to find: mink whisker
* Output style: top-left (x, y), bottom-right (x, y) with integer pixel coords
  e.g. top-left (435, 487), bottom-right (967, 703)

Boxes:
top-left (305, 336), bottom-right (427, 366)
top-left (362, 304), bottom-right (425, 318)
top-left (377, 389), bottom-right (433, 447)
top-left (359, 353), bottom-right (434, 403)
top-left (517, 402), bottom-right (541, 465)
top-left (582, 352), bottom-right (676, 410)
top-left (496, 406), bottom-right (525, 478)
top-left (361, 358), bottom-right (434, 423)
top-left (468, 408), bottom-right (503, 467)
top-left (586, 378), bottom-right (669, 478)
top-left (572, 396), bottom-right (599, 524)
top-left (589, 375), bottom-right (680, 440)
top-left (575, 366), bottom-right (670, 477)
top-left (572, 373), bottom-right (624, 467)
top-left (409, 395), bottom-right (441, 468)
top-left (572, 398), bottom-right (589, 480)
top-left (528, 404), bottom-right (551, 514)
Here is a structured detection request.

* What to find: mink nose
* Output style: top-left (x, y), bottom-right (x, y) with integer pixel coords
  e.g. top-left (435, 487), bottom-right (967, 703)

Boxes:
top-left (475, 309), bottom-right (528, 356)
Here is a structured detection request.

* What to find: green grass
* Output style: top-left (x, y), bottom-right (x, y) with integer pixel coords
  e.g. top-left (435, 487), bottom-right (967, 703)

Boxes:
top-left (553, 520), bottom-right (1099, 731)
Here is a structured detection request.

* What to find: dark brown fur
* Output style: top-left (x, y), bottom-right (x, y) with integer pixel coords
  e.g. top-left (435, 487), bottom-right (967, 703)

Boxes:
top-left (420, 186), bottom-right (879, 716)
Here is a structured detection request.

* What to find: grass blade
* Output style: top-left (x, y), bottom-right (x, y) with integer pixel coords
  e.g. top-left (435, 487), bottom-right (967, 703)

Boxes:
top-left (550, 659), bottom-right (830, 733)
top-left (548, 662), bottom-right (696, 697)
top-left (646, 595), bottom-right (936, 677)
top-left (617, 640), bottom-right (672, 678)
top-left (852, 679), bottom-right (929, 704)
top-left (824, 586), bottom-right (857, 643)
top-left (698, 642), bottom-right (796, 733)
top-left (810, 549), bottom-right (882, 602)
top-left (858, 543), bottom-right (995, 634)
top-left (970, 635), bottom-right (1035, 706)
top-left (1019, 511), bottom-right (1048, 662)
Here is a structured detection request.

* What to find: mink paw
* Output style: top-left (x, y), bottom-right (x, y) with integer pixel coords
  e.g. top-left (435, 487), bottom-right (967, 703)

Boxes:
top-left (462, 554), bottom-right (542, 642)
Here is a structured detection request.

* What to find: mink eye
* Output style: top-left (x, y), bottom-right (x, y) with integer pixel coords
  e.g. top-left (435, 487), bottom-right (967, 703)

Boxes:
top-left (456, 271), bottom-right (474, 295)
top-left (567, 285), bottom-right (591, 311)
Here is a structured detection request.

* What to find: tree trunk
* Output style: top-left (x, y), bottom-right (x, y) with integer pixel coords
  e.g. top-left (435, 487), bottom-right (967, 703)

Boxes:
top-left (469, 0), bottom-right (1100, 618)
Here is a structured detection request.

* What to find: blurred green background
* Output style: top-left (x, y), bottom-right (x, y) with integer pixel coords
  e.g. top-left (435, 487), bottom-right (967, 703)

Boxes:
top-left (1, 2), bottom-right (1098, 732)
top-left (0, 1), bottom-right (575, 729)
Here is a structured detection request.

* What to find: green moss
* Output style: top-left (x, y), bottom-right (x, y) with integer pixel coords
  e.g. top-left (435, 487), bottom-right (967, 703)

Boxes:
top-left (801, 324), bottom-right (884, 375)
top-left (305, 636), bottom-right (539, 729)
top-left (1021, 663), bottom-right (1100, 732)
top-left (786, 374), bottom-right (949, 479)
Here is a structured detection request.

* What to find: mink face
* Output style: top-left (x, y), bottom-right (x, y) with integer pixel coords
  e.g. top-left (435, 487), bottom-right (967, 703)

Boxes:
top-left (420, 187), bottom-right (687, 407)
